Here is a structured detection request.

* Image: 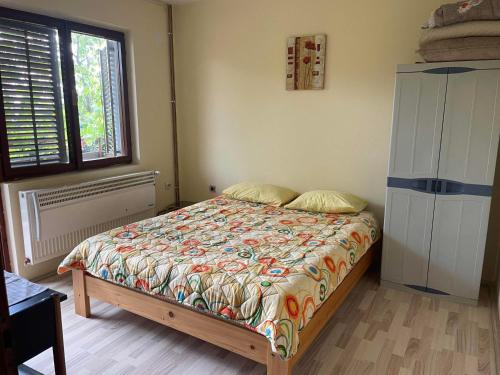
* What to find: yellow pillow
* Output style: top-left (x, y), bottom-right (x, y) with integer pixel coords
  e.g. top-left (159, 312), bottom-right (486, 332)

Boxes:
top-left (222, 182), bottom-right (298, 206)
top-left (285, 190), bottom-right (367, 213)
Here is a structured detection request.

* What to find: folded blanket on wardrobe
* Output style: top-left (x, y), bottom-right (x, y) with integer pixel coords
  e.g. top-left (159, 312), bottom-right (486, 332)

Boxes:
top-left (424, 0), bottom-right (500, 29)
top-left (420, 20), bottom-right (500, 45)
top-left (418, 36), bottom-right (500, 61)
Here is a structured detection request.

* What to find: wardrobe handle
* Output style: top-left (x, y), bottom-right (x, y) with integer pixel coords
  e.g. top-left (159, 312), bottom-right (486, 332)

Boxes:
top-left (448, 67), bottom-right (476, 74)
top-left (430, 179), bottom-right (437, 193)
top-left (410, 178), bottom-right (431, 193)
top-left (444, 181), bottom-right (465, 194)
top-left (435, 180), bottom-right (442, 194)
top-left (422, 67), bottom-right (448, 75)
top-left (440, 180), bottom-right (447, 194)
top-left (421, 67), bottom-right (476, 75)
top-left (426, 179), bottom-right (433, 193)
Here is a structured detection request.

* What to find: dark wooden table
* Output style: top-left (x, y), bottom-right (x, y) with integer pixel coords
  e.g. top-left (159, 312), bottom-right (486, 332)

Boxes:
top-left (7, 275), bottom-right (67, 375)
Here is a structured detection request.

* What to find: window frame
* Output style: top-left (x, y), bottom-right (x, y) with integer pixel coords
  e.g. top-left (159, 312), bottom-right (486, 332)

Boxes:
top-left (0, 6), bottom-right (132, 181)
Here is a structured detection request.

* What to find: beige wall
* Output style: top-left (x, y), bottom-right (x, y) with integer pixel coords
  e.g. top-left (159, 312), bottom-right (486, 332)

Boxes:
top-left (0, 0), bottom-right (175, 279)
top-left (174, 0), bottom-right (500, 282)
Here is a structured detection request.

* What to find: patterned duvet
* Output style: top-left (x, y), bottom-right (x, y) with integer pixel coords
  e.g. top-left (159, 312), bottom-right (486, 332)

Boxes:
top-left (58, 197), bottom-right (379, 359)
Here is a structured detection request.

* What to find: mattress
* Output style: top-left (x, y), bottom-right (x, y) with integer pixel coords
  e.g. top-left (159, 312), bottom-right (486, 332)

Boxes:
top-left (58, 197), bottom-right (379, 359)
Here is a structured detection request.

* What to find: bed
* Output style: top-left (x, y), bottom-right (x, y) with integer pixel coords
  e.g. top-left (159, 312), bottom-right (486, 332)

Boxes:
top-left (58, 196), bottom-right (380, 374)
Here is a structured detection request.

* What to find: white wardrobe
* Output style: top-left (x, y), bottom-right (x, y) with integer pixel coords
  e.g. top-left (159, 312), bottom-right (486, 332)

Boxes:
top-left (382, 61), bottom-right (500, 303)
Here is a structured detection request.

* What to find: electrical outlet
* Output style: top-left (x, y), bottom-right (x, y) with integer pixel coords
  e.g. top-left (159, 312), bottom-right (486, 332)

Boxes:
top-left (209, 185), bottom-right (216, 193)
top-left (164, 182), bottom-right (172, 191)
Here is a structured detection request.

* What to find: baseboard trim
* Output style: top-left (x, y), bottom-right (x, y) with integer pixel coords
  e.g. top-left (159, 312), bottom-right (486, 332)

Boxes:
top-left (30, 270), bottom-right (58, 283)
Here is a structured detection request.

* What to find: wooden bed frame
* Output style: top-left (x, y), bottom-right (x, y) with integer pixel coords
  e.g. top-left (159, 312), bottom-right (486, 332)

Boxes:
top-left (71, 241), bottom-right (380, 375)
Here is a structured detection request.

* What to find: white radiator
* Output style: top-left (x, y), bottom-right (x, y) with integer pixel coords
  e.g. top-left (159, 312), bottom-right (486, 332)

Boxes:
top-left (19, 171), bottom-right (158, 265)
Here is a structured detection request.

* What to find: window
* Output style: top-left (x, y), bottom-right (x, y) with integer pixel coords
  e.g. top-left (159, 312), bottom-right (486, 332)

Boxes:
top-left (72, 32), bottom-right (125, 162)
top-left (0, 7), bottom-right (131, 180)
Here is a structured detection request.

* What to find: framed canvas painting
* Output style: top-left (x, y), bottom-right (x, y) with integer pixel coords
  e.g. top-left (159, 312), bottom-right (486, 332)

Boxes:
top-left (286, 34), bottom-right (326, 90)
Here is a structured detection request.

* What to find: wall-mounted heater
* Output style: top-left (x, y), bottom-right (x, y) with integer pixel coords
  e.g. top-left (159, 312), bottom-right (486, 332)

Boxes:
top-left (19, 171), bottom-right (158, 265)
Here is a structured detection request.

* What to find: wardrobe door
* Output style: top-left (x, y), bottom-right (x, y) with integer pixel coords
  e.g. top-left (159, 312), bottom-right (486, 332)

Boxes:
top-left (438, 69), bottom-right (500, 186)
top-left (427, 68), bottom-right (500, 300)
top-left (382, 187), bottom-right (435, 288)
top-left (383, 71), bottom-right (445, 288)
top-left (427, 195), bottom-right (491, 300)
top-left (388, 72), bottom-right (447, 179)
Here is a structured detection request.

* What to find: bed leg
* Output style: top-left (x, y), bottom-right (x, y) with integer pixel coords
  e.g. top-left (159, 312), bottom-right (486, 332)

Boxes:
top-left (72, 270), bottom-right (90, 317)
top-left (267, 350), bottom-right (291, 375)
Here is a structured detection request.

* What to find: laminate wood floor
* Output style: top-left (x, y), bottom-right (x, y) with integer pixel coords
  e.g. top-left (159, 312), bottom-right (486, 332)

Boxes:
top-left (26, 271), bottom-right (498, 375)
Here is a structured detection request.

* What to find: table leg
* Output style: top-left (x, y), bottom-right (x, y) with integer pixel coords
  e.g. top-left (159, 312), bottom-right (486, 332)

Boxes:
top-left (52, 295), bottom-right (66, 375)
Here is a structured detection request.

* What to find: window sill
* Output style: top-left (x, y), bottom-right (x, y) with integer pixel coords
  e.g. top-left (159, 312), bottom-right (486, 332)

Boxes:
top-left (1, 157), bottom-right (133, 184)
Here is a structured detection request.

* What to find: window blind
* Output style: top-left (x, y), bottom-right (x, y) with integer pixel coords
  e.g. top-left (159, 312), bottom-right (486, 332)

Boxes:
top-left (0, 18), bottom-right (67, 169)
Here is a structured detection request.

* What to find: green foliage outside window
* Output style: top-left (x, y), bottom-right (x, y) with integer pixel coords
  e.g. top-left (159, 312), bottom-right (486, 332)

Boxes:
top-left (72, 33), bottom-right (106, 156)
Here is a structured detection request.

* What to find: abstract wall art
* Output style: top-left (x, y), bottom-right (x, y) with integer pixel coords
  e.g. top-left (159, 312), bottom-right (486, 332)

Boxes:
top-left (286, 34), bottom-right (326, 90)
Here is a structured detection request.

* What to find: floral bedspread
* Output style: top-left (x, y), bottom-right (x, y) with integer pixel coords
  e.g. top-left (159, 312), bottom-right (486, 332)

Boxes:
top-left (58, 197), bottom-right (379, 359)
